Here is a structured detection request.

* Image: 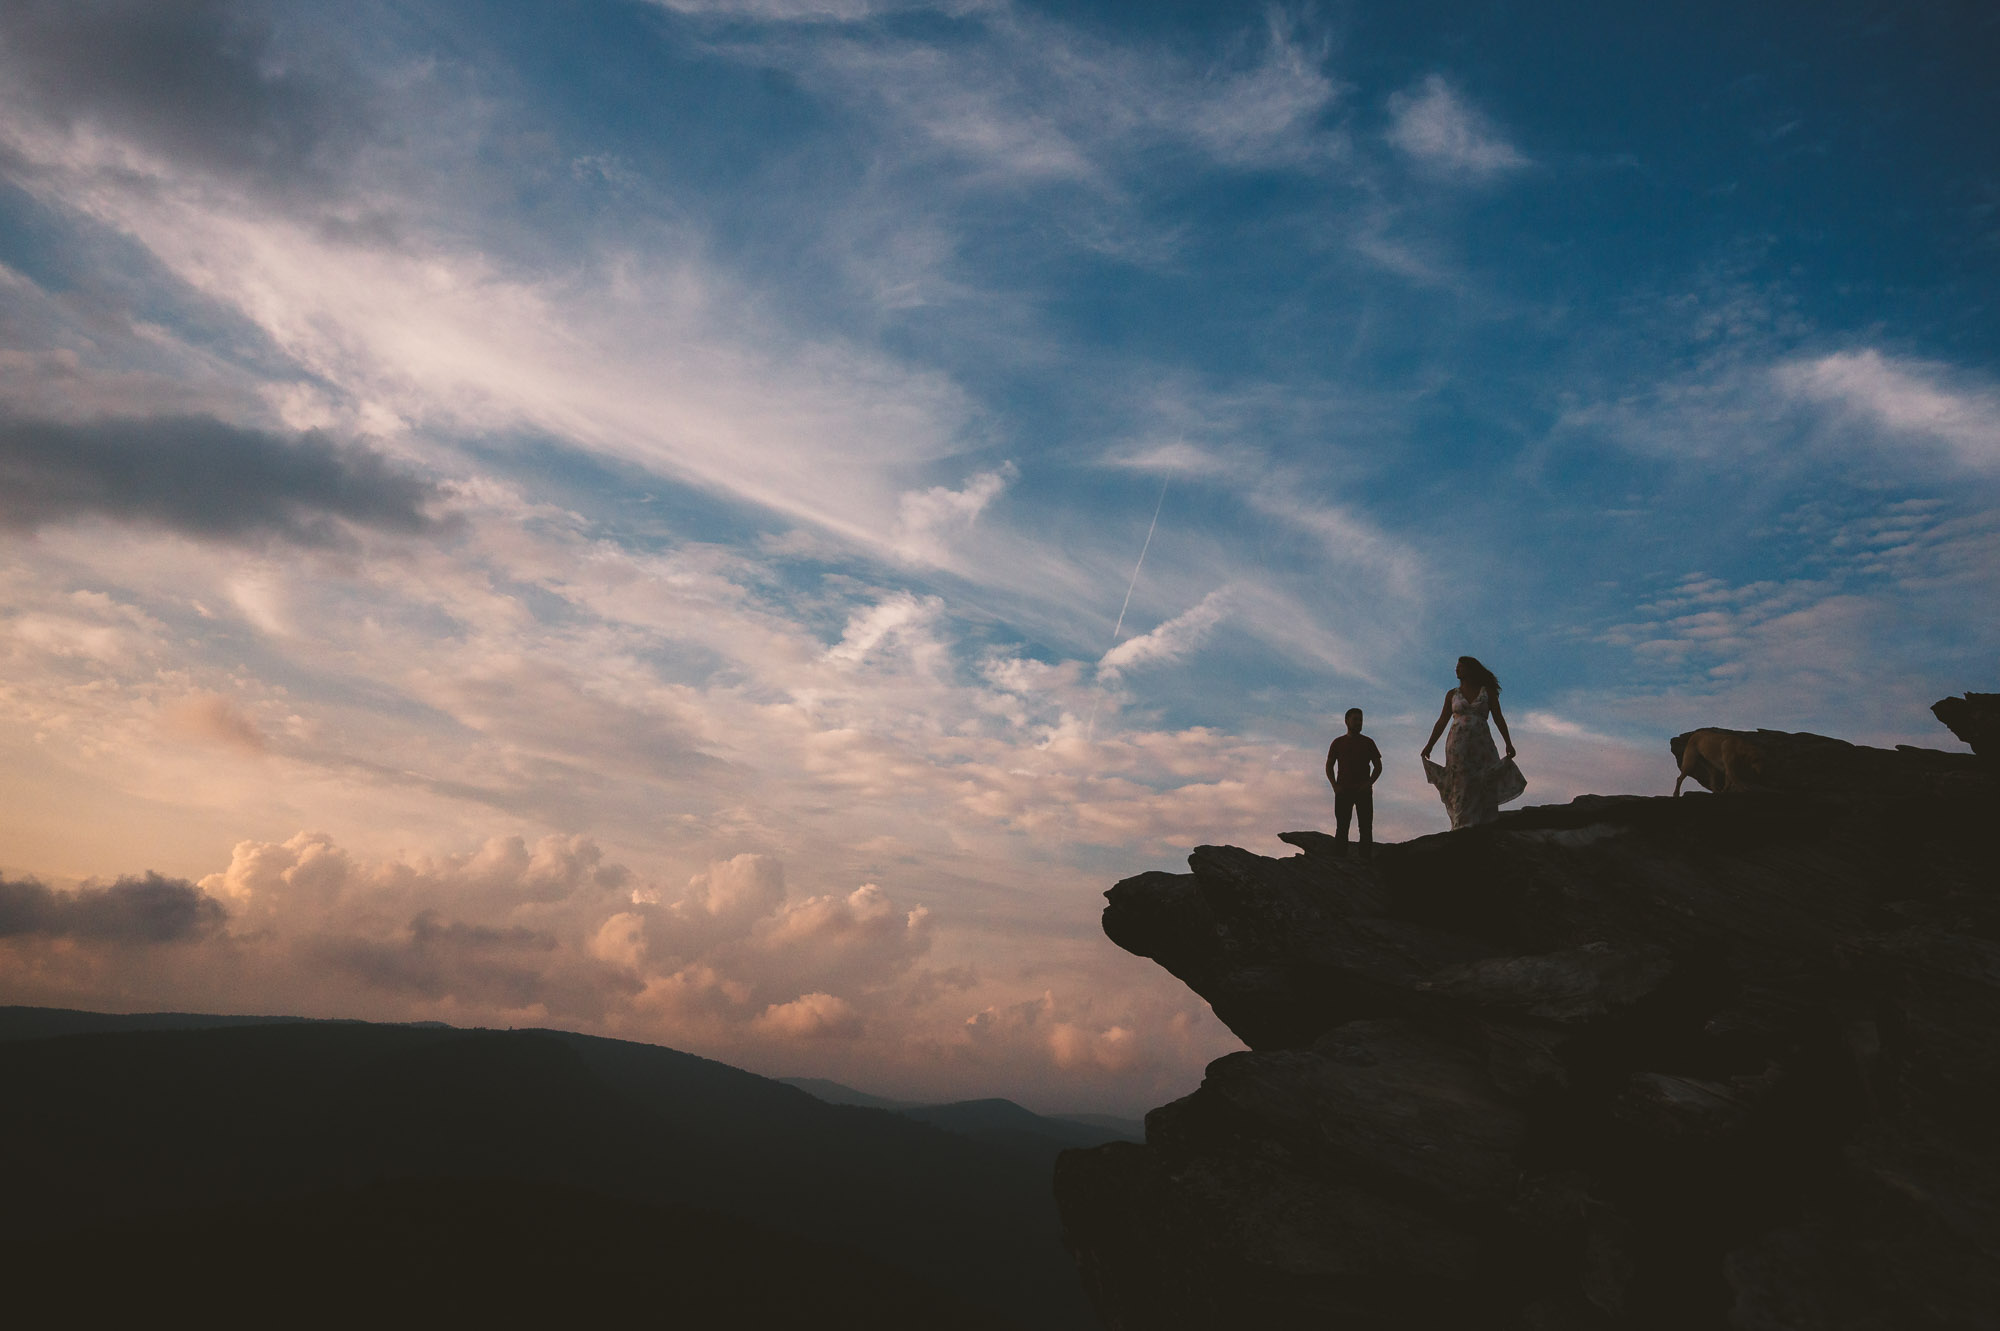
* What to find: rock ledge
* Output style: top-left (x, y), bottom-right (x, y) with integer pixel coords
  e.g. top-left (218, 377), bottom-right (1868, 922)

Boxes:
top-left (1057, 727), bottom-right (1997, 1329)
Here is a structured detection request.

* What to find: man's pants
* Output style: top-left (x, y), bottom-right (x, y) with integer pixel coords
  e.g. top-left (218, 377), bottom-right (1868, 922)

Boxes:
top-left (1335, 789), bottom-right (1372, 845)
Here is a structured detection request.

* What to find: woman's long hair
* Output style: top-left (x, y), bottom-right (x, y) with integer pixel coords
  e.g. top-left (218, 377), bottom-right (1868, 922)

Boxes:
top-left (1458, 655), bottom-right (1500, 696)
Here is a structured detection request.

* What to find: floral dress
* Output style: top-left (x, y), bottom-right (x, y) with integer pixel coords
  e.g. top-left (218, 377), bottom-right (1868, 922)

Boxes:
top-left (1423, 686), bottom-right (1526, 829)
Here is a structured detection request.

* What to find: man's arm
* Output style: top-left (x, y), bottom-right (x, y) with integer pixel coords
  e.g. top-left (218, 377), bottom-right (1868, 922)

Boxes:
top-left (1368, 741), bottom-right (1383, 786)
top-left (1325, 741), bottom-right (1340, 791)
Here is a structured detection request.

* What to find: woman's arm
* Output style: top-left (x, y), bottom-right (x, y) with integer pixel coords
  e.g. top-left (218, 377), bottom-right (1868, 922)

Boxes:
top-left (1490, 694), bottom-right (1516, 760)
top-left (1421, 692), bottom-right (1452, 758)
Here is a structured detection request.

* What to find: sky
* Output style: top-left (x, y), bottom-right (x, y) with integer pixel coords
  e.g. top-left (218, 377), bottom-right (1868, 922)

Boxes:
top-left (0, 0), bottom-right (1994, 1115)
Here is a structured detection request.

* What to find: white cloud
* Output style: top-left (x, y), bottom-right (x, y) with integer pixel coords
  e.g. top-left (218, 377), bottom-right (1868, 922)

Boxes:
top-left (649, 0), bottom-right (992, 20)
top-left (1098, 588), bottom-right (1229, 679)
top-left (686, 852), bottom-right (787, 922)
top-left (1566, 342), bottom-right (2000, 479)
top-left (1178, 12), bottom-right (1342, 167)
top-left (589, 911), bottom-right (649, 970)
top-left (54, 828), bottom-right (960, 1049)
top-left (199, 830), bottom-right (630, 932)
top-left (961, 990), bottom-right (1156, 1076)
top-left (1102, 439), bottom-right (1230, 475)
top-left (202, 830), bottom-right (355, 925)
top-left (0, 116), bottom-right (971, 561)
top-left (753, 991), bottom-right (862, 1039)
top-left (823, 592), bottom-right (949, 672)
top-left (743, 883), bottom-right (933, 997)
top-left (1773, 349), bottom-right (2000, 471)
top-left (890, 464), bottom-right (1015, 564)
top-left (744, 4), bottom-right (1344, 190)
top-left (1385, 75), bottom-right (1526, 177)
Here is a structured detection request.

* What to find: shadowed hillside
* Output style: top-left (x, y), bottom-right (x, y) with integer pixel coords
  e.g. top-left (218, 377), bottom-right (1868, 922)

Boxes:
top-left (0, 1016), bottom-right (1090, 1328)
top-left (5, 1177), bottom-right (998, 1326)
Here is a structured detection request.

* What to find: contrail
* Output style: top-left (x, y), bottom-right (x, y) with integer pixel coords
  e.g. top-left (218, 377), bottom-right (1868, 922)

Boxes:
top-left (1088, 475), bottom-right (1169, 741)
top-left (1108, 475), bottom-right (1169, 651)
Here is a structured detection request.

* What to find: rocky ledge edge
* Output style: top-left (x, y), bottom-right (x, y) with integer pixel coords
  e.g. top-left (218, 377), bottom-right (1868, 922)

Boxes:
top-left (1054, 719), bottom-right (1997, 1330)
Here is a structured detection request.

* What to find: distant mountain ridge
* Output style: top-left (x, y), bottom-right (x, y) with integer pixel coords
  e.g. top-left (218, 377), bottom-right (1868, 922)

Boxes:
top-left (0, 1006), bottom-right (1093, 1328)
top-left (0, 1005), bottom-right (319, 1040)
top-left (782, 1076), bottom-right (1145, 1147)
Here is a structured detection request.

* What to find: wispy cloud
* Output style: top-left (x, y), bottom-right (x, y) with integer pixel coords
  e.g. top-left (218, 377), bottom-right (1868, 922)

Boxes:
top-left (1099, 588), bottom-right (1230, 680)
top-left (650, 0), bottom-right (995, 19)
top-left (716, 3), bottom-right (1345, 190)
top-left (890, 464), bottom-right (1015, 564)
top-left (1773, 350), bottom-right (2000, 471)
top-left (1565, 341), bottom-right (2000, 478)
top-left (1384, 75), bottom-right (1526, 178)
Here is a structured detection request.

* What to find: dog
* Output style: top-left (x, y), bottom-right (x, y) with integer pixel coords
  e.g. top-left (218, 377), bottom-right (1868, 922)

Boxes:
top-left (1673, 728), bottom-right (1766, 795)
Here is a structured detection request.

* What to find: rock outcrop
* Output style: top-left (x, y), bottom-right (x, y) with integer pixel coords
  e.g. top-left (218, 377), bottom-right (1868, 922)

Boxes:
top-left (1668, 726), bottom-right (1988, 798)
top-left (1932, 693), bottom-right (2000, 769)
top-left (1056, 726), bottom-right (1998, 1329)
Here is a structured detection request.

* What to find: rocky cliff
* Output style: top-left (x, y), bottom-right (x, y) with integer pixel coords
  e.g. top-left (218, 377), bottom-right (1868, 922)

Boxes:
top-left (1054, 722), bottom-right (1997, 1329)
top-left (1932, 693), bottom-right (1999, 769)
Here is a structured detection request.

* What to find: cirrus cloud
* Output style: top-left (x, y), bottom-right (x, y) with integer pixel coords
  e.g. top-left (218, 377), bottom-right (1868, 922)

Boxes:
top-left (1385, 74), bottom-right (1526, 178)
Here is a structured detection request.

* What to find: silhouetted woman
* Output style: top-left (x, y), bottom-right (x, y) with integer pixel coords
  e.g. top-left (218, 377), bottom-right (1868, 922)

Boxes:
top-left (1420, 655), bottom-right (1524, 829)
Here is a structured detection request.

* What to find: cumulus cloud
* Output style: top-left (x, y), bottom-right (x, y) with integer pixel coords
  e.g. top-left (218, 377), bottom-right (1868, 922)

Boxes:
top-left (200, 831), bottom-right (355, 924)
top-left (1773, 350), bottom-right (2000, 471)
top-left (1385, 75), bottom-right (1526, 177)
top-left (200, 831), bottom-right (631, 930)
top-left (454, 834), bottom-right (636, 904)
top-left (753, 991), bottom-right (862, 1040)
top-left (1098, 588), bottom-right (1230, 679)
top-left (312, 910), bottom-right (585, 1011)
top-left (0, 872), bottom-right (227, 942)
top-left (183, 835), bottom-right (652, 1020)
top-left (747, 883), bottom-right (932, 993)
top-left (0, 414), bottom-right (441, 544)
top-left (674, 853), bottom-right (787, 931)
top-left (963, 991), bottom-right (1145, 1074)
top-left (589, 911), bottom-right (649, 970)
top-left (173, 830), bottom-right (943, 1040)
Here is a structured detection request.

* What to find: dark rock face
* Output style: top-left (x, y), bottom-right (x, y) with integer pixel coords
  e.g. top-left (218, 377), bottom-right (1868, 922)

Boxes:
top-left (1932, 693), bottom-right (2000, 768)
top-left (1057, 733), bottom-right (1999, 1329)
top-left (1669, 726), bottom-right (1988, 797)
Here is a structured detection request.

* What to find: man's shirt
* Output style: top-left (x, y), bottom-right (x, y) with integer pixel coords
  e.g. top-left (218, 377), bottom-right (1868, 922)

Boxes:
top-left (1327, 733), bottom-right (1382, 793)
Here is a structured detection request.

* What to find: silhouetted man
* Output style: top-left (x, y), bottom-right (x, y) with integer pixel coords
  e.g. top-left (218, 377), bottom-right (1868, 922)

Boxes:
top-left (1325, 708), bottom-right (1383, 855)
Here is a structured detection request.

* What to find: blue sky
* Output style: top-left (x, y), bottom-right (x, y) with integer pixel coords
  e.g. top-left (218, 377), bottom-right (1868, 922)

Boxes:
top-left (1, 0), bottom-right (1994, 1112)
